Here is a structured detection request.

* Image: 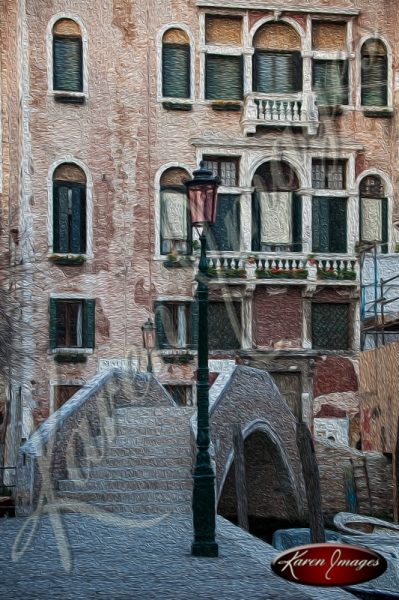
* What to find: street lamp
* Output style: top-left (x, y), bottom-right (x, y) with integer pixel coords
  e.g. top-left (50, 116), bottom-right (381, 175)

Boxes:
top-left (142, 318), bottom-right (156, 374)
top-left (185, 161), bottom-right (220, 557)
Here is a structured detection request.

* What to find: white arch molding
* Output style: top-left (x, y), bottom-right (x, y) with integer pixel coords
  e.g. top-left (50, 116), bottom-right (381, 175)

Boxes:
top-left (249, 16), bottom-right (306, 47)
top-left (46, 13), bottom-right (89, 97)
top-left (47, 156), bottom-right (93, 258)
top-left (154, 162), bottom-right (193, 259)
top-left (247, 154), bottom-right (307, 189)
top-left (156, 23), bottom-right (196, 102)
top-left (356, 169), bottom-right (394, 252)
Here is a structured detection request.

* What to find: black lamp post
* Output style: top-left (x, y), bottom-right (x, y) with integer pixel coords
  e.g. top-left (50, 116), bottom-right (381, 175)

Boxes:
top-left (185, 161), bottom-right (220, 557)
top-left (142, 318), bottom-right (156, 373)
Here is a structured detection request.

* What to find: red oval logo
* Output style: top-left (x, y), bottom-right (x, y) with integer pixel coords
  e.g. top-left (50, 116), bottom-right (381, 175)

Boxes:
top-left (271, 543), bottom-right (387, 587)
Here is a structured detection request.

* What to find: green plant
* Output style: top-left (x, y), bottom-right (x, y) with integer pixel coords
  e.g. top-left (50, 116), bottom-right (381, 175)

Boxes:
top-left (395, 243), bottom-right (399, 253)
top-left (207, 267), bottom-right (246, 278)
top-left (0, 485), bottom-right (12, 497)
top-left (166, 252), bottom-right (178, 262)
top-left (192, 240), bottom-right (201, 251)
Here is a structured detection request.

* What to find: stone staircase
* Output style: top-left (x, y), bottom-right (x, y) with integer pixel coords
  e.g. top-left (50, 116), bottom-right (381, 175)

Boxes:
top-left (57, 406), bottom-right (195, 514)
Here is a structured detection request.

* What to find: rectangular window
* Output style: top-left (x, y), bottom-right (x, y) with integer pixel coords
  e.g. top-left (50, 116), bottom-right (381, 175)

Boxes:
top-left (252, 192), bottom-right (302, 252)
top-left (53, 182), bottom-right (86, 253)
top-left (312, 303), bottom-right (350, 350)
top-left (53, 36), bottom-right (83, 92)
top-left (208, 301), bottom-right (241, 350)
top-left (202, 156), bottom-right (239, 187)
top-left (207, 194), bottom-right (240, 252)
top-left (154, 302), bottom-right (197, 349)
top-left (49, 298), bottom-right (95, 349)
top-left (162, 44), bottom-right (190, 99)
top-left (312, 159), bottom-right (346, 190)
top-left (54, 385), bottom-right (82, 411)
top-left (253, 51), bottom-right (302, 94)
top-left (313, 60), bottom-right (348, 106)
top-left (205, 15), bottom-right (242, 46)
top-left (205, 55), bottom-right (243, 101)
top-left (312, 197), bottom-right (347, 253)
top-left (164, 384), bottom-right (193, 406)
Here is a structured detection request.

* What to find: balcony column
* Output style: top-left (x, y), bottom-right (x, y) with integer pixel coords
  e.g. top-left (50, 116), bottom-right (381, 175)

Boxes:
top-left (243, 51), bottom-right (253, 96)
top-left (347, 195), bottom-right (359, 255)
top-left (302, 56), bottom-right (313, 95)
top-left (240, 192), bottom-right (252, 252)
top-left (301, 195), bottom-right (312, 254)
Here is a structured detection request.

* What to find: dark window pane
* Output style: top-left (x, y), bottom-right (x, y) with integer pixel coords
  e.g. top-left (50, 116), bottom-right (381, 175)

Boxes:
top-left (53, 37), bottom-right (83, 92)
top-left (313, 60), bottom-right (348, 105)
top-left (162, 44), bottom-right (190, 98)
top-left (312, 303), bottom-right (349, 350)
top-left (208, 194), bottom-right (240, 251)
top-left (154, 303), bottom-right (190, 349)
top-left (54, 385), bottom-right (81, 411)
top-left (55, 301), bottom-right (83, 348)
top-left (312, 159), bottom-right (346, 189)
top-left (254, 51), bottom-right (301, 93)
top-left (208, 302), bottom-right (241, 350)
top-left (53, 183), bottom-right (86, 253)
top-left (202, 157), bottom-right (239, 187)
top-left (206, 55), bottom-right (243, 100)
top-left (164, 385), bottom-right (192, 406)
top-left (312, 197), bottom-right (347, 253)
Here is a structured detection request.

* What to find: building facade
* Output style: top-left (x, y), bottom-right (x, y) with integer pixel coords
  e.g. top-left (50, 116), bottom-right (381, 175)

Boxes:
top-left (2, 0), bottom-right (399, 467)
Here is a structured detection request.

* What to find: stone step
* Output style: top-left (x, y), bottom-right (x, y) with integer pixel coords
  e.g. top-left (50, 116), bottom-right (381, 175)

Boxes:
top-left (79, 455), bottom-right (193, 469)
top-left (59, 477), bottom-right (192, 492)
top-left (85, 444), bottom-right (192, 458)
top-left (102, 423), bottom-right (191, 437)
top-left (57, 501), bottom-right (191, 514)
top-left (94, 435), bottom-right (190, 448)
top-left (58, 489), bottom-right (192, 504)
top-left (67, 465), bottom-right (192, 480)
top-left (114, 407), bottom-right (195, 418)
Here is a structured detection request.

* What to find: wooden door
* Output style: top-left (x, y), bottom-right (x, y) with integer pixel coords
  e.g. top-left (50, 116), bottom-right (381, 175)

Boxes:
top-left (270, 372), bottom-right (302, 421)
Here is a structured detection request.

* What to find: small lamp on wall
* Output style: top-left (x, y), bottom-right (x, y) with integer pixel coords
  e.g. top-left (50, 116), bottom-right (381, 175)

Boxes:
top-left (142, 318), bottom-right (156, 374)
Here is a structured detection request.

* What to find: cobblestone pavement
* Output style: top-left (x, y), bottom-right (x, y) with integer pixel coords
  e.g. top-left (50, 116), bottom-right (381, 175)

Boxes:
top-left (0, 511), bottom-right (356, 600)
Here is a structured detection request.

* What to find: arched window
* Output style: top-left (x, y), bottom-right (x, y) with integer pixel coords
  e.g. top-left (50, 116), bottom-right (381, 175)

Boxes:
top-left (359, 175), bottom-right (388, 252)
top-left (253, 23), bottom-right (302, 94)
top-left (53, 19), bottom-right (83, 92)
top-left (160, 168), bottom-right (191, 255)
top-left (162, 29), bottom-right (190, 99)
top-left (53, 164), bottom-right (86, 254)
top-left (361, 39), bottom-right (388, 107)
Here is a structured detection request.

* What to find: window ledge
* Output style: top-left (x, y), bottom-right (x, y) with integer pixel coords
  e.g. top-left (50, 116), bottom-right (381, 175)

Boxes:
top-left (53, 353), bottom-right (88, 364)
top-left (362, 107), bottom-right (393, 118)
top-left (211, 100), bottom-right (242, 111)
top-left (52, 91), bottom-right (86, 104)
top-left (162, 101), bottom-right (193, 111)
top-left (51, 348), bottom-right (93, 355)
top-left (49, 254), bottom-right (86, 265)
top-left (157, 348), bottom-right (197, 357)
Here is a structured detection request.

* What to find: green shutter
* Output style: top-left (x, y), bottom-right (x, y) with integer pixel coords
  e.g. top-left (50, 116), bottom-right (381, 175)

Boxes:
top-left (312, 303), bottom-right (349, 350)
top-left (292, 194), bottom-right (302, 252)
top-left (54, 184), bottom-right (70, 253)
top-left (382, 198), bottom-right (388, 253)
top-left (208, 302), bottom-right (241, 350)
top-left (312, 197), bottom-right (330, 252)
top-left (329, 198), bottom-right (347, 253)
top-left (190, 300), bottom-right (199, 350)
top-left (208, 195), bottom-right (240, 251)
top-left (206, 55), bottom-right (243, 100)
top-left (313, 60), bottom-right (348, 106)
top-left (361, 55), bottom-right (387, 107)
top-left (162, 44), bottom-right (190, 98)
top-left (254, 52), bottom-right (300, 93)
top-left (53, 37), bottom-right (83, 92)
top-left (49, 298), bottom-right (58, 349)
top-left (154, 302), bottom-right (168, 349)
top-left (251, 193), bottom-right (261, 251)
top-left (83, 299), bottom-right (95, 349)
top-left (71, 186), bottom-right (86, 253)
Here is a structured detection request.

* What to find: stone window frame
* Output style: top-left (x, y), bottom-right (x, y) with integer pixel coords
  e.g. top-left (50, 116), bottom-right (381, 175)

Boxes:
top-left (47, 157), bottom-right (93, 259)
top-left (157, 23), bottom-right (196, 105)
top-left (308, 15), bottom-right (354, 109)
top-left (355, 34), bottom-right (393, 114)
top-left (356, 169), bottom-right (395, 254)
top-left (49, 379), bottom-right (85, 414)
top-left (199, 9), bottom-right (249, 102)
top-left (154, 162), bottom-right (193, 260)
top-left (48, 292), bottom-right (95, 355)
top-left (46, 13), bottom-right (89, 102)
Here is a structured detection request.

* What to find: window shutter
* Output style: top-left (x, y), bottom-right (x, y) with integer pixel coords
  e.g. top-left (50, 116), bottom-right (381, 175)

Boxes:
top-left (312, 303), bottom-right (349, 350)
top-left (162, 44), bottom-right (190, 98)
top-left (251, 193), bottom-right (261, 251)
top-left (154, 302), bottom-right (168, 349)
top-left (83, 299), bottom-right (95, 349)
top-left (313, 60), bottom-right (348, 105)
top-left (208, 194), bottom-right (240, 251)
top-left (190, 300), bottom-right (199, 350)
top-left (382, 198), bottom-right (388, 253)
top-left (208, 302), bottom-right (241, 350)
top-left (254, 52), bottom-right (301, 94)
top-left (312, 197), bottom-right (330, 252)
top-left (53, 37), bottom-right (83, 92)
top-left (329, 198), bottom-right (347, 253)
top-left (206, 55), bottom-right (243, 100)
top-left (53, 184), bottom-right (70, 253)
top-left (292, 194), bottom-right (302, 252)
top-left (71, 186), bottom-right (86, 253)
top-left (49, 298), bottom-right (58, 349)
top-left (361, 55), bottom-right (387, 107)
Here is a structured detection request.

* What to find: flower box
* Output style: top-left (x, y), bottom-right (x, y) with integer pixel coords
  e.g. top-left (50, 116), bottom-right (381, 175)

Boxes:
top-left (49, 254), bottom-right (86, 265)
top-left (54, 353), bottom-right (88, 364)
top-left (207, 268), bottom-right (246, 279)
top-left (256, 269), bottom-right (308, 280)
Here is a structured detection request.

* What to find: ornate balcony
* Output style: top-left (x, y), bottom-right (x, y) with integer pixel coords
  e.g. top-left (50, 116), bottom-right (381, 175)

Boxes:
top-left (241, 92), bottom-right (319, 136)
top-left (197, 252), bottom-right (359, 285)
